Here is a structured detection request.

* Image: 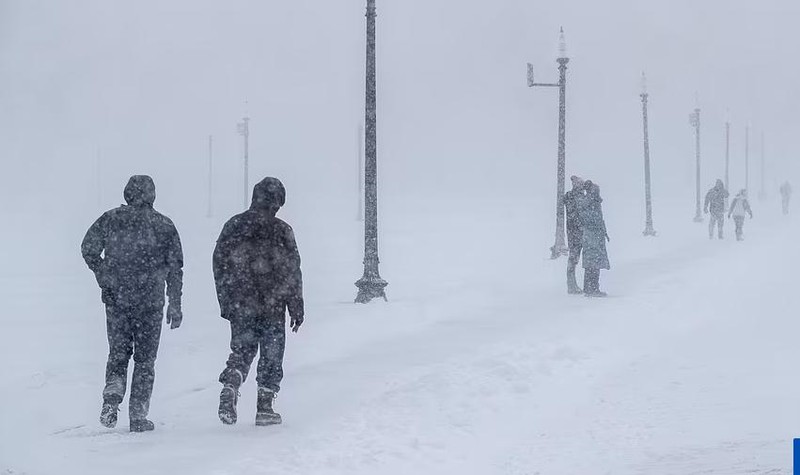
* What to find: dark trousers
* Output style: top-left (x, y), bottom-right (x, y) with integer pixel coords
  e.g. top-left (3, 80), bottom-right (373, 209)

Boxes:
top-left (104, 306), bottom-right (162, 420)
top-left (567, 238), bottom-right (582, 291)
top-left (219, 318), bottom-right (286, 393)
top-left (708, 213), bottom-right (724, 239)
top-left (734, 216), bottom-right (745, 240)
top-left (584, 268), bottom-right (601, 293)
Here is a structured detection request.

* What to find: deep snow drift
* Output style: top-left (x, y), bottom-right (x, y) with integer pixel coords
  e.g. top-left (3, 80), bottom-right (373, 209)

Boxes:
top-left (1, 200), bottom-right (797, 475)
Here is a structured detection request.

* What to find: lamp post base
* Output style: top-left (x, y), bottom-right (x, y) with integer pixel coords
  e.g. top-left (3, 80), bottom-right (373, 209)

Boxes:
top-left (549, 243), bottom-right (569, 260)
top-left (643, 226), bottom-right (657, 237)
top-left (693, 214), bottom-right (704, 223)
top-left (355, 275), bottom-right (388, 304)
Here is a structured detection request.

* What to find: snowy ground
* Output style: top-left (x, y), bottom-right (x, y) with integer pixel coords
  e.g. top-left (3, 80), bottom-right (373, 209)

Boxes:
top-left (1, 204), bottom-right (798, 474)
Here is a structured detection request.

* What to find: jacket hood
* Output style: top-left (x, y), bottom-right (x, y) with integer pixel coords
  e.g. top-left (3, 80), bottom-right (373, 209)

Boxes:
top-left (124, 175), bottom-right (156, 207)
top-left (251, 177), bottom-right (286, 212)
top-left (714, 179), bottom-right (725, 190)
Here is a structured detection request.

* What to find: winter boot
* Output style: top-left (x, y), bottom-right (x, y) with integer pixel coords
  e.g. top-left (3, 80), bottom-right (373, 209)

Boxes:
top-left (567, 269), bottom-right (582, 295)
top-left (255, 387), bottom-right (282, 426)
top-left (218, 384), bottom-right (239, 425)
top-left (99, 401), bottom-right (119, 429)
top-left (129, 419), bottom-right (155, 432)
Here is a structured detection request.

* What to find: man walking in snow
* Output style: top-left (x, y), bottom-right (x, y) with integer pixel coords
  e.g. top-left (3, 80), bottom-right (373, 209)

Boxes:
top-left (578, 180), bottom-right (610, 297)
top-left (729, 189), bottom-right (754, 241)
top-left (563, 175), bottom-right (585, 294)
top-left (780, 181), bottom-right (792, 215)
top-left (81, 175), bottom-right (184, 432)
top-left (214, 177), bottom-right (304, 426)
top-left (704, 179), bottom-right (729, 239)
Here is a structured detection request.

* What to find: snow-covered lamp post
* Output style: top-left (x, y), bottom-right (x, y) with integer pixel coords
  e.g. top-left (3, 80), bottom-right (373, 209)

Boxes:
top-left (725, 109), bottom-right (731, 207)
top-left (527, 27), bottom-right (570, 259)
top-left (237, 116), bottom-right (250, 210)
top-left (759, 131), bottom-right (766, 201)
top-left (355, 0), bottom-right (388, 303)
top-left (689, 98), bottom-right (703, 222)
top-left (640, 73), bottom-right (657, 236)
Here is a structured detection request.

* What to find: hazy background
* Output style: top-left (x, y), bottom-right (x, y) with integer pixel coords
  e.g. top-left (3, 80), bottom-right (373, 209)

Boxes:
top-left (0, 0), bottom-right (797, 277)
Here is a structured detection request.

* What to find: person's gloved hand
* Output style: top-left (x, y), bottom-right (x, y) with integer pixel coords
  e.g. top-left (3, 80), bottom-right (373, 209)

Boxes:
top-left (166, 302), bottom-right (183, 330)
top-left (290, 313), bottom-right (304, 333)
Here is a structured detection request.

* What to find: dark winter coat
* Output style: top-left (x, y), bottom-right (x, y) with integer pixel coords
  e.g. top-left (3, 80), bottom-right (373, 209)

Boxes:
top-left (578, 184), bottom-right (610, 271)
top-left (213, 178), bottom-right (304, 322)
top-left (704, 180), bottom-right (729, 216)
top-left (563, 188), bottom-right (583, 247)
top-left (81, 175), bottom-right (184, 310)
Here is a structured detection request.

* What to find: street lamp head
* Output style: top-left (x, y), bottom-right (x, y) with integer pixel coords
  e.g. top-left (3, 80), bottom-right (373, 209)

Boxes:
top-left (527, 63), bottom-right (535, 87)
top-left (558, 27), bottom-right (567, 58)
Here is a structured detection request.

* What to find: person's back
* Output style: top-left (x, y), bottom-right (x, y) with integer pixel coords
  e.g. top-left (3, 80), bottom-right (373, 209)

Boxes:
top-left (214, 177), bottom-right (304, 427)
top-left (81, 175), bottom-right (183, 432)
top-left (704, 180), bottom-right (728, 216)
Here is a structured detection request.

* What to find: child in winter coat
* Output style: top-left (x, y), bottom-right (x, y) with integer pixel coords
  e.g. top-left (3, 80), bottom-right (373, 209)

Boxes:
top-left (728, 189), bottom-right (753, 241)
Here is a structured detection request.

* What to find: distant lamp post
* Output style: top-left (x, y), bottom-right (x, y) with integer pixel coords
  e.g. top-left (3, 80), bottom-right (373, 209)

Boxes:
top-left (355, 0), bottom-right (388, 304)
top-left (640, 73), bottom-right (657, 236)
top-left (527, 27), bottom-right (570, 259)
top-left (725, 110), bottom-right (731, 207)
top-left (237, 116), bottom-right (250, 209)
top-left (689, 98), bottom-right (703, 222)
top-left (745, 123), bottom-right (750, 195)
top-left (759, 131), bottom-right (766, 200)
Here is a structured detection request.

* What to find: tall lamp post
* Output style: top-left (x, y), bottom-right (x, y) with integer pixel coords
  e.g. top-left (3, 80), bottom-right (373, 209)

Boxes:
top-left (355, 0), bottom-right (388, 303)
top-left (207, 135), bottom-right (213, 218)
top-left (527, 28), bottom-right (570, 259)
top-left (745, 123), bottom-right (750, 195)
top-left (759, 131), bottom-right (766, 200)
top-left (725, 110), bottom-right (731, 207)
top-left (689, 100), bottom-right (703, 222)
top-left (237, 116), bottom-right (250, 209)
top-left (640, 73), bottom-right (657, 236)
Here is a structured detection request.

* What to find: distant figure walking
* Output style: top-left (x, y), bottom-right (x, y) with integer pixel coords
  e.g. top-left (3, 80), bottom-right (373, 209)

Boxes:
top-left (578, 180), bottom-right (610, 297)
top-left (214, 177), bottom-right (304, 427)
top-left (729, 189), bottom-right (753, 241)
top-left (81, 175), bottom-right (184, 433)
top-left (564, 175), bottom-right (585, 294)
top-left (780, 181), bottom-right (792, 215)
top-left (704, 179), bottom-right (729, 239)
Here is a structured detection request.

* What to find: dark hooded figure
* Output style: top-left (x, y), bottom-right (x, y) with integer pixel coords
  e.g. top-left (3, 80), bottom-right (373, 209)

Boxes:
top-left (563, 175), bottom-right (585, 294)
top-left (704, 179), bottom-right (729, 239)
top-left (214, 177), bottom-right (304, 427)
top-left (577, 180), bottom-right (610, 297)
top-left (81, 175), bottom-right (184, 433)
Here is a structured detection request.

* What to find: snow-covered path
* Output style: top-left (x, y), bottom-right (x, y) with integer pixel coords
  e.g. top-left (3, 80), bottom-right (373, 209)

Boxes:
top-left (2, 213), bottom-right (797, 475)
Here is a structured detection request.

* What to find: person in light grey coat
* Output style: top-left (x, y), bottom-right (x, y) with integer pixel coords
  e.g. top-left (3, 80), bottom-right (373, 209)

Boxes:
top-left (578, 180), bottom-right (610, 297)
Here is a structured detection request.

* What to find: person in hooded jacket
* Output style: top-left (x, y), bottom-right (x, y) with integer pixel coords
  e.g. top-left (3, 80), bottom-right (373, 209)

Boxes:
top-left (729, 189), bottom-right (754, 241)
top-left (704, 179), bottom-right (729, 239)
top-left (563, 175), bottom-right (585, 294)
top-left (81, 175), bottom-right (184, 433)
top-left (214, 177), bottom-right (304, 426)
top-left (577, 180), bottom-right (610, 297)
top-left (780, 181), bottom-right (792, 215)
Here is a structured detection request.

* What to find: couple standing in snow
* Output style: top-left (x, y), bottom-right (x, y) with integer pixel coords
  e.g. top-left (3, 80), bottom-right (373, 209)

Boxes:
top-left (81, 176), bottom-right (304, 432)
top-left (704, 179), bottom-right (753, 241)
top-left (564, 176), bottom-right (611, 297)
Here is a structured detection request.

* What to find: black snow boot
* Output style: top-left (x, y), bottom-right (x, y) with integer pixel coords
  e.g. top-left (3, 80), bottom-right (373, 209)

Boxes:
top-left (567, 270), bottom-right (582, 295)
top-left (218, 384), bottom-right (239, 425)
top-left (100, 401), bottom-right (119, 429)
top-left (129, 419), bottom-right (155, 432)
top-left (255, 387), bottom-right (282, 426)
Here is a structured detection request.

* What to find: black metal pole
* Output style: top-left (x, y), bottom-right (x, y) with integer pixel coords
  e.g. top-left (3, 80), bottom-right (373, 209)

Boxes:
top-left (692, 107), bottom-right (703, 222)
top-left (641, 84), bottom-right (656, 236)
top-left (550, 55), bottom-right (569, 258)
top-left (355, 0), bottom-right (388, 303)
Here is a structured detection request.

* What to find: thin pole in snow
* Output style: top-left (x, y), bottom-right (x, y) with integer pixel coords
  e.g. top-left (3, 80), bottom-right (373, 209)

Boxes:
top-left (207, 135), bottom-right (213, 218)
